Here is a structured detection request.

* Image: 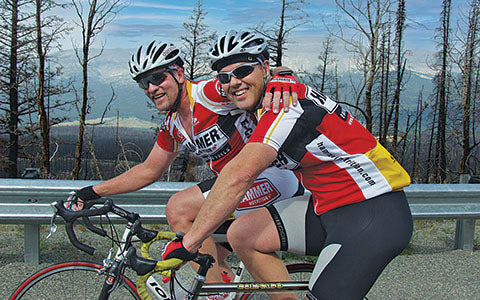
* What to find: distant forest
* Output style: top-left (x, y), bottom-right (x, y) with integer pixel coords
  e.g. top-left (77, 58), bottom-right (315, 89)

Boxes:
top-left (3, 125), bottom-right (213, 182)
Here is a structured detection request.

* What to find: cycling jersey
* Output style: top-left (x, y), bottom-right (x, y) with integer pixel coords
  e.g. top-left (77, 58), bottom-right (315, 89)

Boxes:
top-left (249, 83), bottom-right (411, 215)
top-left (156, 78), bottom-right (303, 211)
top-left (156, 79), bottom-right (256, 176)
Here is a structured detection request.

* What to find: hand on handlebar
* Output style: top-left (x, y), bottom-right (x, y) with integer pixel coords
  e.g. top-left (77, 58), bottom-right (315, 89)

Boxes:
top-left (64, 185), bottom-right (101, 211)
top-left (64, 191), bottom-right (84, 211)
top-left (162, 235), bottom-right (198, 265)
top-left (55, 196), bottom-right (113, 255)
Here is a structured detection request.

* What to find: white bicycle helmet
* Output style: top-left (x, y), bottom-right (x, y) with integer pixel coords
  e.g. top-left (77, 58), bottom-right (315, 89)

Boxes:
top-left (209, 30), bottom-right (269, 71)
top-left (128, 40), bottom-right (184, 80)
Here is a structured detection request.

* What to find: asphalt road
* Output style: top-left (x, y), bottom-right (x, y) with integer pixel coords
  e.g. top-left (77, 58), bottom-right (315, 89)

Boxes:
top-left (1, 220), bottom-right (479, 299)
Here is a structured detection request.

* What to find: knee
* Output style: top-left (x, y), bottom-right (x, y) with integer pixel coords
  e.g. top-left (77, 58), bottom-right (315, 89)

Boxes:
top-left (165, 192), bottom-right (192, 229)
top-left (226, 219), bottom-right (251, 252)
top-left (165, 193), bottom-right (180, 220)
top-left (227, 216), bottom-right (261, 254)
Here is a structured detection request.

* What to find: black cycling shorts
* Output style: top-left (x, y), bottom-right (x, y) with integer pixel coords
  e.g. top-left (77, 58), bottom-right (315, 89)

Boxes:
top-left (268, 191), bottom-right (413, 300)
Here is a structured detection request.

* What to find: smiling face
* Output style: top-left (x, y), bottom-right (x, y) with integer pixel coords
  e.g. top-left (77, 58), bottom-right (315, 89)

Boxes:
top-left (219, 60), bottom-right (270, 111)
top-left (141, 67), bottom-right (185, 111)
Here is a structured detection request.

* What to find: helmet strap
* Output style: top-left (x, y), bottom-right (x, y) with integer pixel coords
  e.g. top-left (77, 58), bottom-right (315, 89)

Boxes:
top-left (167, 69), bottom-right (183, 113)
top-left (252, 59), bottom-right (270, 112)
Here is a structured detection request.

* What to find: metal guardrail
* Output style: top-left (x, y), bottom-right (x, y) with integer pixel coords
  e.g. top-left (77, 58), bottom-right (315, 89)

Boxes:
top-left (0, 179), bottom-right (197, 264)
top-left (0, 179), bottom-right (197, 224)
top-left (0, 178), bottom-right (479, 264)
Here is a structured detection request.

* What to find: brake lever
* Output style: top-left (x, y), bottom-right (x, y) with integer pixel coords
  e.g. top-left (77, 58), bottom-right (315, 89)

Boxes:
top-left (46, 201), bottom-right (59, 239)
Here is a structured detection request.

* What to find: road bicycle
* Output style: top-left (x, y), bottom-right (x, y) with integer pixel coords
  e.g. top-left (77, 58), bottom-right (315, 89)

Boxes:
top-left (10, 196), bottom-right (314, 300)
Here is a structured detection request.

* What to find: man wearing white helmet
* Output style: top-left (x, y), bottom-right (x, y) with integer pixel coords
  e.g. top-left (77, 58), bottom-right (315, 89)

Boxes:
top-left (68, 40), bottom-right (304, 297)
top-left (163, 30), bottom-right (413, 300)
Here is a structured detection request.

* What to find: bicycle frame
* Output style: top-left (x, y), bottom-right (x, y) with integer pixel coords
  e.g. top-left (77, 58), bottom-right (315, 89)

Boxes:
top-left (47, 198), bottom-right (311, 300)
top-left (140, 254), bottom-right (310, 300)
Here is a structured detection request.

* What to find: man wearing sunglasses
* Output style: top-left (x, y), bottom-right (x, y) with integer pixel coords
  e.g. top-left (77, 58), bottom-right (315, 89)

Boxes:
top-left (164, 30), bottom-right (413, 300)
top-left (69, 40), bottom-right (304, 298)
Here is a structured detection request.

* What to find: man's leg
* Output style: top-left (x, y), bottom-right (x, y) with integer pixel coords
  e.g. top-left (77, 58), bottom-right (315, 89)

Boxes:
top-left (166, 185), bottom-right (225, 283)
top-left (227, 208), bottom-right (297, 300)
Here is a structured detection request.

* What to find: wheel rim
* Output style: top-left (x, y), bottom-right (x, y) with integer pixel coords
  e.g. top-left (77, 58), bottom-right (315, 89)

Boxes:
top-left (10, 262), bottom-right (139, 300)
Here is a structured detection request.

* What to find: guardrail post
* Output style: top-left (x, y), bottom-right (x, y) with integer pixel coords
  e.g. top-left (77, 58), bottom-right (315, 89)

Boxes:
top-left (454, 174), bottom-right (475, 251)
top-left (24, 224), bottom-right (40, 264)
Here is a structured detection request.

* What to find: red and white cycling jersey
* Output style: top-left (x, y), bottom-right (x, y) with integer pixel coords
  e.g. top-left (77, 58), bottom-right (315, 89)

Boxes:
top-left (155, 78), bottom-right (303, 211)
top-left (156, 79), bottom-right (255, 175)
top-left (249, 83), bottom-right (411, 215)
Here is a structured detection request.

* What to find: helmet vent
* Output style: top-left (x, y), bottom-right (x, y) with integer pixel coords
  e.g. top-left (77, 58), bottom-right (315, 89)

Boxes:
top-left (136, 48), bottom-right (142, 64)
top-left (241, 32), bottom-right (250, 39)
top-left (219, 36), bottom-right (226, 52)
top-left (228, 36), bottom-right (238, 51)
top-left (153, 43), bottom-right (167, 63)
top-left (211, 45), bottom-right (219, 56)
top-left (146, 41), bottom-right (155, 55)
top-left (254, 38), bottom-right (265, 45)
top-left (166, 49), bottom-right (179, 61)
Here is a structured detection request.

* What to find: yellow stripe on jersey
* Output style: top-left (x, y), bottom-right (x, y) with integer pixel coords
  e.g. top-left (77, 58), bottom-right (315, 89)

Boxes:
top-left (186, 80), bottom-right (195, 110)
top-left (256, 107), bottom-right (264, 118)
top-left (365, 142), bottom-right (411, 191)
top-left (265, 111), bottom-right (286, 145)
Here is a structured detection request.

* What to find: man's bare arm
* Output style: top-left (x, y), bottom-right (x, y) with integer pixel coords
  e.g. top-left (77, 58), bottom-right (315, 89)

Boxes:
top-left (182, 143), bottom-right (278, 252)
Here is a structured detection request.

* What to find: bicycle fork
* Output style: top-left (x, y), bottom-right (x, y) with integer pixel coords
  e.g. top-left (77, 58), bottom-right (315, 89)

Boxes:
top-left (98, 224), bottom-right (139, 299)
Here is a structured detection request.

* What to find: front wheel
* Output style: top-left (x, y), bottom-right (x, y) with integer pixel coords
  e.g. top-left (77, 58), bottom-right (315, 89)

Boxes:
top-left (10, 261), bottom-right (141, 300)
top-left (238, 263), bottom-right (314, 300)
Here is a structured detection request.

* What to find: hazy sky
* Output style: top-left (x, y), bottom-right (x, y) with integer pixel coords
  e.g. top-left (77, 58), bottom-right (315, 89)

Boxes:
top-left (55, 0), bottom-right (472, 74)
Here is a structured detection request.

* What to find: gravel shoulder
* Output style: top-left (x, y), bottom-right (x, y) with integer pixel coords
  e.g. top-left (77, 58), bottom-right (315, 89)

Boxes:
top-left (1, 220), bottom-right (479, 299)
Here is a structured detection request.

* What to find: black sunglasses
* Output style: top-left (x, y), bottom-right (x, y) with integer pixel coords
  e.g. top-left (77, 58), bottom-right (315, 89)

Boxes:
top-left (216, 62), bottom-right (259, 84)
top-left (136, 69), bottom-right (171, 90)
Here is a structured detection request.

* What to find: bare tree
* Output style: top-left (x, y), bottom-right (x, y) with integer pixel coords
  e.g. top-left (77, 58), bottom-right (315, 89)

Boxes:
top-left (457, 0), bottom-right (480, 174)
top-left (33, 0), bottom-right (71, 178)
top-left (377, 24), bottom-right (391, 144)
top-left (0, 0), bottom-right (36, 177)
top-left (412, 86), bottom-right (424, 181)
top-left (433, 0), bottom-right (452, 182)
top-left (330, 0), bottom-right (391, 132)
top-left (316, 35), bottom-right (337, 94)
top-left (253, 0), bottom-right (310, 67)
top-left (390, 0), bottom-right (407, 153)
top-left (300, 35), bottom-right (337, 95)
top-left (70, 0), bottom-right (124, 179)
top-left (181, 0), bottom-right (216, 80)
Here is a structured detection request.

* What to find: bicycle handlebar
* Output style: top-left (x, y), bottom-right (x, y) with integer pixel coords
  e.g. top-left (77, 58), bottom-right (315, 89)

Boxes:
top-left (52, 197), bottom-right (216, 299)
top-left (52, 197), bottom-right (214, 264)
top-left (52, 199), bottom-right (114, 254)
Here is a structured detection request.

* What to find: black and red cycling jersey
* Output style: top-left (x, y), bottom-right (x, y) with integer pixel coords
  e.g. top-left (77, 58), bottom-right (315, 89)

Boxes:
top-left (250, 83), bottom-right (411, 215)
top-left (156, 79), bottom-right (256, 176)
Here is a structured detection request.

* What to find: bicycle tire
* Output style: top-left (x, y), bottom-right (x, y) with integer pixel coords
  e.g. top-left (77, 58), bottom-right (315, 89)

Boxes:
top-left (238, 263), bottom-right (314, 300)
top-left (10, 261), bottom-right (141, 300)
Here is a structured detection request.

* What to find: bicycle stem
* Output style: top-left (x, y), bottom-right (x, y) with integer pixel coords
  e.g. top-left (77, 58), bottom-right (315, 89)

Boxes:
top-left (184, 253), bottom-right (216, 299)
